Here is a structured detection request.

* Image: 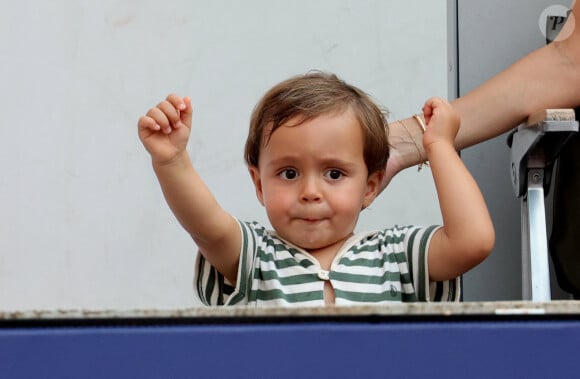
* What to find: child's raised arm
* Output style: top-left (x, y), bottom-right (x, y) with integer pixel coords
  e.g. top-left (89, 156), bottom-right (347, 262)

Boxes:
top-left (138, 95), bottom-right (241, 284)
top-left (421, 97), bottom-right (495, 281)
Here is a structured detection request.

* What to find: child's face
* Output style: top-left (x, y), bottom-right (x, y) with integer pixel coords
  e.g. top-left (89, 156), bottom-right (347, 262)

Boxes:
top-left (249, 108), bottom-right (382, 252)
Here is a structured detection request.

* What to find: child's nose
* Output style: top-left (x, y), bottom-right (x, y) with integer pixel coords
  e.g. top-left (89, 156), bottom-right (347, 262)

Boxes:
top-left (300, 176), bottom-right (322, 202)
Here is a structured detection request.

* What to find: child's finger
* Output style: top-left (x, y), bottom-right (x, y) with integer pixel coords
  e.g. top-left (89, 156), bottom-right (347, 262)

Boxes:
top-left (146, 107), bottom-right (172, 134)
top-left (166, 93), bottom-right (186, 112)
top-left (180, 97), bottom-right (193, 127)
top-left (165, 94), bottom-right (187, 129)
top-left (165, 94), bottom-right (193, 128)
top-left (422, 102), bottom-right (434, 125)
top-left (157, 101), bottom-right (181, 130)
top-left (138, 116), bottom-right (161, 132)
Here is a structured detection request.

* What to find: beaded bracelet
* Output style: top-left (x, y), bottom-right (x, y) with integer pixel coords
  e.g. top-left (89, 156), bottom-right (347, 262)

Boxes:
top-left (399, 119), bottom-right (423, 171)
top-left (400, 115), bottom-right (429, 171)
top-left (413, 114), bottom-right (427, 133)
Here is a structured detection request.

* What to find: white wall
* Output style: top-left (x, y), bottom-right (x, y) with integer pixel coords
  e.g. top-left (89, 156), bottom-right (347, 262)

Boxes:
top-left (0, 1), bottom-right (450, 311)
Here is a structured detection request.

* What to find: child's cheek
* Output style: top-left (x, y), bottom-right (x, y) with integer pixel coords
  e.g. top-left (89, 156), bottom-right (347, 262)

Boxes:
top-left (265, 186), bottom-right (295, 215)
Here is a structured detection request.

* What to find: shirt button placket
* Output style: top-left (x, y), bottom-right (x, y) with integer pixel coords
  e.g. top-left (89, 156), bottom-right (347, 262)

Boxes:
top-left (317, 269), bottom-right (330, 281)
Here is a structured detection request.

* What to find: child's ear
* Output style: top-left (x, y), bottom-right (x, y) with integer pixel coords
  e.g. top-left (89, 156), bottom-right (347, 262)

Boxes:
top-left (362, 170), bottom-right (384, 209)
top-left (248, 166), bottom-right (265, 206)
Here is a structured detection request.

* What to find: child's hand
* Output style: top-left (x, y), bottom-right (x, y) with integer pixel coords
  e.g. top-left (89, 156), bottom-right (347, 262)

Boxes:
top-left (138, 94), bottom-right (193, 164)
top-left (421, 97), bottom-right (460, 151)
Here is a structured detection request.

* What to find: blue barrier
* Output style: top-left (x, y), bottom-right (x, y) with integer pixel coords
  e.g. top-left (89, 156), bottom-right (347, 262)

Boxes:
top-left (1, 303), bottom-right (579, 378)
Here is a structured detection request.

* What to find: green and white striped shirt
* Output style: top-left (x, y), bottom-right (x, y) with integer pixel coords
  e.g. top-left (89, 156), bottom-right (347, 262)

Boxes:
top-left (195, 220), bottom-right (460, 307)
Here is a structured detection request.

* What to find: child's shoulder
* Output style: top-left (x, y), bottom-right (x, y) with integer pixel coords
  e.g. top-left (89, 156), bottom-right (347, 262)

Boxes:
top-left (361, 224), bottom-right (439, 245)
top-left (371, 224), bottom-right (422, 237)
top-left (238, 219), bottom-right (288, 244)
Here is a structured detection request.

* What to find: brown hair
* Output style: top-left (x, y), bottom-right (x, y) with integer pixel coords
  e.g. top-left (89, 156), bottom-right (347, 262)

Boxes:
top-left (244, 71), bottom-right (389, 174)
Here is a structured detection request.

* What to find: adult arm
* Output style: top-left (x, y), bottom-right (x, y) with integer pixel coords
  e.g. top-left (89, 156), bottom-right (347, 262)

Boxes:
top-left (384, 2), bottom-right (580, 187)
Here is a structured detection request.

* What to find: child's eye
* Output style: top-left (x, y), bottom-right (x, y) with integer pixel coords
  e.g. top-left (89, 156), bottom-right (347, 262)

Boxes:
top-left (279, 169), bottom-right (298, 180)
top-left (325, 169), bottom-right (343, 180)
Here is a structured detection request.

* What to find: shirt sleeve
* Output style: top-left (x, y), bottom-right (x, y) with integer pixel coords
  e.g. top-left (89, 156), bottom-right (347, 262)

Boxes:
top-left (194, 220), bottom-right (259, 306)
top-left (404, 225), bottom-right (462, 302)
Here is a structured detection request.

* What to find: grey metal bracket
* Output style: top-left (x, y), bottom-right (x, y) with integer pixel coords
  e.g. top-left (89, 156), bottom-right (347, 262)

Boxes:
top-left (508, 109), bottom-right (578, 301)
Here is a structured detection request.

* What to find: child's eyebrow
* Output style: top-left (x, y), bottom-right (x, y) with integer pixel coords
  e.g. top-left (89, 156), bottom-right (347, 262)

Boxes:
top-left (265, 156), bottom-right (358, 170)
top-left (318, 158), bottom-right (358, 169)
